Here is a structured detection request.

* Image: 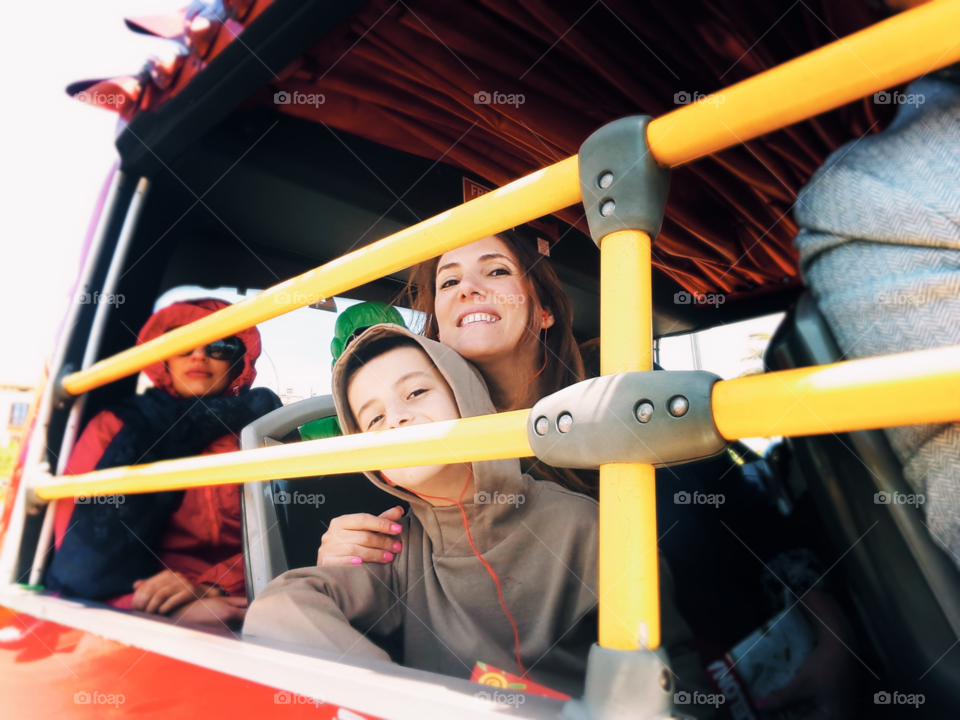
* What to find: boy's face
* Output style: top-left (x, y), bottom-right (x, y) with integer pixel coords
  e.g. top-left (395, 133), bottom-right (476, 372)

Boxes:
top-left (348, 345), bottom-right (462, 492)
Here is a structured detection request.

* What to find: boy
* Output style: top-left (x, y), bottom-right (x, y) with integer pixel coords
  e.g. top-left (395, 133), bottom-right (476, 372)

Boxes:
top-left (243, 325), bottom-right (708, 701)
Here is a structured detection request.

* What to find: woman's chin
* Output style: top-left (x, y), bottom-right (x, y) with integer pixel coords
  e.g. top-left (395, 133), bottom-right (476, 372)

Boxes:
top-left (448, 329), bottom-right (513, 362)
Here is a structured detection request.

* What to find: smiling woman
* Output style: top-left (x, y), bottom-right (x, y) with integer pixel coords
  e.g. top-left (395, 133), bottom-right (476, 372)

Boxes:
top-left (409, 228), bottom-right (584, 415)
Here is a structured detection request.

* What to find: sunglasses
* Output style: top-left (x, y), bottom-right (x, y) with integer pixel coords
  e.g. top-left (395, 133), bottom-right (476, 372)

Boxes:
top-left (178, 336), bottom-right (246, 362)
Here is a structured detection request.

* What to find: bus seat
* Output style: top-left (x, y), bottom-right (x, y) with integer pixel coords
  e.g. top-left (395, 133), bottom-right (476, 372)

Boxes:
top-left (765, 292), bottom-right (960, 708)
top-left (240, 396), bottom-right (405, 601)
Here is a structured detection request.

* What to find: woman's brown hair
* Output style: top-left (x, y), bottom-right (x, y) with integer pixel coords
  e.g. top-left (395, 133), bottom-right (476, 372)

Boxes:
top-left (399, 228), bottom-right (596, 497)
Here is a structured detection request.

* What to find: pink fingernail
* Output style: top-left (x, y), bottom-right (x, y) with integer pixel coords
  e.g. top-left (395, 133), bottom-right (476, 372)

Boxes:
top-left (383, 552), bottom-right (394, 561)
top-left (390, 523), bottom-right (402, 533)
top-left (351, 557), bottom-right (363, 565)
top-left (392, 541), bottom-right (402, 552)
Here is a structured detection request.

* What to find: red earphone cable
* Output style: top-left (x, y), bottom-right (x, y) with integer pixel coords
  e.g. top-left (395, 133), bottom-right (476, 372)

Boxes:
top-left (389, 468), bottom-right (527, 676)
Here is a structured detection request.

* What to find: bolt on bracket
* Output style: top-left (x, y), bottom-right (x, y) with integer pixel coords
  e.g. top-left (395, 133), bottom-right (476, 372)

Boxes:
top-left (578, 116), bottom-right (670, 246)
top-left (527, 371), bottom-right (728, 469)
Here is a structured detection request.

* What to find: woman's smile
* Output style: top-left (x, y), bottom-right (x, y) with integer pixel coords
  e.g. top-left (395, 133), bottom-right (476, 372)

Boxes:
top-left (457, 308), bottom-right (501, 327)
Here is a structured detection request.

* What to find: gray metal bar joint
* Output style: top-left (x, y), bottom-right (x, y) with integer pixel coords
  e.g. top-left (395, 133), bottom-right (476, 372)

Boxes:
top-left (527, 371), bottom-right (728, 469)
top-left (578, 116), bottom-right (670, 246)
top-left (53, 363), bottom-right (79, 409)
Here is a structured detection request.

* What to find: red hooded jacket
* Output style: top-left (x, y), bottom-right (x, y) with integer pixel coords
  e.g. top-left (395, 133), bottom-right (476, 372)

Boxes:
top-left (53, 299), bottom-right (265, 605)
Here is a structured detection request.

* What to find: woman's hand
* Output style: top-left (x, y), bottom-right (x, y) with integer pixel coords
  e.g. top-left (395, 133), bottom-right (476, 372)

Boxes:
top-left (317, 506), bottom-right (405, 566)
top-left (756, 590), bottom-right (859, 719)
top-left (131, 570), bottom-right (221, 615)
top-left (169, 596), bottom-right (248, 629)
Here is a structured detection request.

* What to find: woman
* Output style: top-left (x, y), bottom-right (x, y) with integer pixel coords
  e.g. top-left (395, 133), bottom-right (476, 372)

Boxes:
top-left (46, 298), bottom-right (281, 628)
top-left (317, 228), bottom-right (594, 565)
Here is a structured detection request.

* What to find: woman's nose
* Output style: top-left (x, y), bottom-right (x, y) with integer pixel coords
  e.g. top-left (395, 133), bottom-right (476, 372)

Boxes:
top-left (457, 273), bottom-right (487, 301)
top-left (189, 347), bottom-right (209, 360)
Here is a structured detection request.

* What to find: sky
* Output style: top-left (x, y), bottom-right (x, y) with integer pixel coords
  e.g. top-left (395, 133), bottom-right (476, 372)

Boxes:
top-left (0, 1), bottom-right (175, 387)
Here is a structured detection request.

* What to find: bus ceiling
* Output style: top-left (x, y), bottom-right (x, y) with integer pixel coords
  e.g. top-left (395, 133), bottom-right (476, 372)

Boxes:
top-left (79, 0), bottom-right (894, 331)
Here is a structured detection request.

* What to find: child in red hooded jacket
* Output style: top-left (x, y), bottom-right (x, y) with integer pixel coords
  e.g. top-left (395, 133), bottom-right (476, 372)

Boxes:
top-left (46, 299), bottom-right (281, 628)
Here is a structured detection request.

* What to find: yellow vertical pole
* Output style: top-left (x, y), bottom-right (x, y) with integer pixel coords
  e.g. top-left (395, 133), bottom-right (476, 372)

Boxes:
top-left (598, 229), bottom-right (659, 651)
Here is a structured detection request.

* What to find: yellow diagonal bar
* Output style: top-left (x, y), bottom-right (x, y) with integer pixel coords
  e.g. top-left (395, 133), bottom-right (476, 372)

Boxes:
top-left (599, 229), bottom-right (659, 651)
top-left (646, 0), bottom-right (960, 166)
top-left (42, 346), bottom-right (960, 500)
top-left (33, 410), bottom-right (532, 500)
top-left (713, 344), bottom-right (960, 440)
top-left (62, 3), bottom-right (960, 398)
top-left (61, 158), bottom-right (582, 395)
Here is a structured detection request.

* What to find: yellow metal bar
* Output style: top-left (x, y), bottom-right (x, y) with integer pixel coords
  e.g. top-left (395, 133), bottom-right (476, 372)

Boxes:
top-left (61, 3), bottom-right (959, 397)
top-left (43, 344), bottom-right (960, 500)
top-left (62, 158), bottom-right (582, 395)
top-left (647, 0), bottom-right (960, 166)
top-left (598, 230), bottom-right (659, 651)
top-left (713, 344), bottom-right (960, 440)
top-left (33, 410), bottom-right (532, 500)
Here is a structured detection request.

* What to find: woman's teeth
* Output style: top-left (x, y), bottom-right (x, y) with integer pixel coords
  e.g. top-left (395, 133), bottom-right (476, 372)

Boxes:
top-left (459, 313), bottom-right (498, 327)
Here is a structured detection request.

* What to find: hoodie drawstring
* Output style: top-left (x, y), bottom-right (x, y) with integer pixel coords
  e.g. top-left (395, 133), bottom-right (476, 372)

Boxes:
top-left (396, 467), bottom-right (527, 677)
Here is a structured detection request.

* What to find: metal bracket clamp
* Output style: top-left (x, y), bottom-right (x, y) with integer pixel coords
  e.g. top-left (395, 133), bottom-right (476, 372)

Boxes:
top-left (527, 371), bottom-right (728, 469)
top-left (53, 363), bottom-right (79, 409)
top-left (563, 644), bottom-right (678, 720)
top-left (578, 116), bottom-right (670, 246)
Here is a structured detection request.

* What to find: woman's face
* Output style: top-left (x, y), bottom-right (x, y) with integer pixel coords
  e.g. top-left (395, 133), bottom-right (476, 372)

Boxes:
top-left (166, 347), bottom-right (236, 398)
top-left (434, 236), bottom-right (553, 364)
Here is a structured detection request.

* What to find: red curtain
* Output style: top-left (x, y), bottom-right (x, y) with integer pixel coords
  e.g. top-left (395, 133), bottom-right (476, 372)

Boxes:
top-left (260, 0), bottom-right (894, 295)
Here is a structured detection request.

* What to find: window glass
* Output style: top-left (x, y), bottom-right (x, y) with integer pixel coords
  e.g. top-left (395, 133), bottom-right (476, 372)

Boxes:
top-left (9, 403), bottom-right (29, 428)
top-left (145, 287), bottom-right (423, 403)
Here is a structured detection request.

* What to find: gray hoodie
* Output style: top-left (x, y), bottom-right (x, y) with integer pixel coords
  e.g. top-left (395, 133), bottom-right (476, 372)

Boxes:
top-left (243, 325), bottom-right (707, 699)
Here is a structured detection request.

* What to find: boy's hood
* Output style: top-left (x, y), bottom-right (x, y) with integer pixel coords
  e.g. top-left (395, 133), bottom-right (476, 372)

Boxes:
top-left (332, 324), bottom-right (525, 542)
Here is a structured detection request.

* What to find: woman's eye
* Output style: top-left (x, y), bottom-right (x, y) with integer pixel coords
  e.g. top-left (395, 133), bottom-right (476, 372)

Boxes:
top-left (367, 414), bottom-right (384, 430)
top-left (408, 388), bottom-right (427, 400)
top-left (490, 267), bottom-right (510, 277)
top-left (439, 277), bottom-right (459, 289)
